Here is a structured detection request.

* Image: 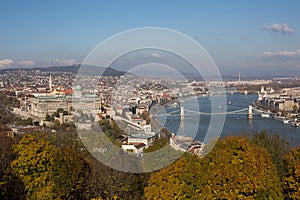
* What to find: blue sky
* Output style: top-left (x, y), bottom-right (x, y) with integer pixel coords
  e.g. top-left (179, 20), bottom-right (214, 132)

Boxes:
top-left (0, 0), bottom-right (300, 74)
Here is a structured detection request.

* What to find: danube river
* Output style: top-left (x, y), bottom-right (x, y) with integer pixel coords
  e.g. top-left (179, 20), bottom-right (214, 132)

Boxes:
top-left (157, 93), bottom-right (300, 147)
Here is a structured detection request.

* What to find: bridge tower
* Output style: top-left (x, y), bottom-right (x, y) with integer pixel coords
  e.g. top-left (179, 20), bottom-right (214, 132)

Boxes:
top-left (247, 105), bottom-right (253, 119)
top-left (180, 106), bottom-right (184, 121)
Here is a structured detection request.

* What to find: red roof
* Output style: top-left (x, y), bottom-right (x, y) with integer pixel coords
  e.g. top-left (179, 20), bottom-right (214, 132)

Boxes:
top-left (64, 89), bottom-right (74, 95)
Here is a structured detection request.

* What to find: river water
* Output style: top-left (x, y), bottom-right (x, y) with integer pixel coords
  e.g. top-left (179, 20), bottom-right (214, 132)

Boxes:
top-left (157, 93), bottom-right (300, 147)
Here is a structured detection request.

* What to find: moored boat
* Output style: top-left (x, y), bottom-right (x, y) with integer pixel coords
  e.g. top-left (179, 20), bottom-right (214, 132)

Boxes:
top-left (291, 121), bottom-right (300, 127)
top-left (261, 113), bottom-right (270, 118)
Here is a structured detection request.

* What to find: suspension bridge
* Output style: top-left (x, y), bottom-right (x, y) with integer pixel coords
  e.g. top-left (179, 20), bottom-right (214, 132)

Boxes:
top-left (156, 106), bottom-right (275, 120)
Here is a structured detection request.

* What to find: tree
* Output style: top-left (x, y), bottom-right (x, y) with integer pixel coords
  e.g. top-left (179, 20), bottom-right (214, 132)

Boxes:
top-left (17, 117), bottom-right (33, 126)
top-left (144, 153), bottom-right (201, 199)
top-left (52, 112), bottom-right (59, 118)
top-left (293, 104), bottom-right (299, 113)
top-left (250, 130), bottom-right (289, 175)
top-left (45, 113), bottom-right (52, 121)
top-left (0, 133), bottom-right (25, 199)
top-left (11, 133), bottom-right (57, 200)
top-left (57, 108), bottom-right (64, 113)
top-left (198, 136), bottom-right (283, 199)
top-left (0, 134), bottom-right (14, 179)
top-left (146, 116), bottom-right (151, 125)
top-left (51, 146), bottom-right (91, 199)
top-left (145, 136), bottom-right (284, 199)
top-left (141, 110), bottom-right (148, 120)
top-left (143, 138), bottom-right (168, 153)
top-left (87, 156), bottom-right (150, 200)
top-left (33, 121), bottom-right (40, 126)
top-left (282, 147), bottom-right (300, 199)
top-left (69, 106), bottom-right (75, 111)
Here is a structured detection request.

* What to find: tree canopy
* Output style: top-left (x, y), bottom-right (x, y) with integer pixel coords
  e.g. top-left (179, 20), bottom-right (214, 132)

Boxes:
top-left (11, 133), bottom-right (57, 200)
top-left (282, 146), bottom-right (300, 199)
top-left (145, 135), bottom-right (284, 199)
top-left (1, 127), bottom-right (299, 199)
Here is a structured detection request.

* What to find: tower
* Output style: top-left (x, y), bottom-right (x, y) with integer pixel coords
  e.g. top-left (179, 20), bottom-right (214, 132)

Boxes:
top-left (260, 85), bottom-right (265, 94)
top-left (247, 105), bottom-right (253, 119)
top-left (49, 75), bottom-right (52, 91)
top-left (238, 72), bottom-right (241, 83)
top-left (180, 106), bottom-right (184, 121)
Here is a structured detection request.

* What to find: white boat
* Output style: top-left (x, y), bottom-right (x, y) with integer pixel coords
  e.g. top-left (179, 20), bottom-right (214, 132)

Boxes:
top-left (261, 113), bottom-right (270, 118)
top-left (283, 119), bottom-right (290, 124)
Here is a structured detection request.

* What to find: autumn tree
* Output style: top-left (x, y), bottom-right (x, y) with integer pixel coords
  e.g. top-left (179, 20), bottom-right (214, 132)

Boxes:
top-left (144, 153), bottom-right (202, 199)
top-left (281, 146), bottom-right (300, 199)
top-left (145, 135), bottom-right (284, 199)
top-left (199, 136), bottom-right (283, 199)
top-left (11, 133), bottom-right (57, 200)
top-left (141, 110), bottom-right (148, 120)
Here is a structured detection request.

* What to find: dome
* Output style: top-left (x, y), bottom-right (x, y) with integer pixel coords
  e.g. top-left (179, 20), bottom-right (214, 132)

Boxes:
top-left (74, 85), bottom-right (82, 91)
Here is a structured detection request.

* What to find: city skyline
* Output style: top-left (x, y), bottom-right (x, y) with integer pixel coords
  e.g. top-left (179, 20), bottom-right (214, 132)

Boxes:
top-left (0, 0), bottom-right (300, 74)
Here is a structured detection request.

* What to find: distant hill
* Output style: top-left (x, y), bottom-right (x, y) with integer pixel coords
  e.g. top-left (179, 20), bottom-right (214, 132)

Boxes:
top-left (0, 64), bottom-right (127, 76)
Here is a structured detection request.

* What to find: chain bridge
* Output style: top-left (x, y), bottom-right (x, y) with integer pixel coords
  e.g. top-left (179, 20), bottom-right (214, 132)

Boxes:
top-left (156, 106), bottom-right (275, 120)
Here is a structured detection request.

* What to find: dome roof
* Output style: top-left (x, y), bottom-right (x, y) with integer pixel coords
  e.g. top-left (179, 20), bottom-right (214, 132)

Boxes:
top-left (74, 85), bottom-right (82, 91)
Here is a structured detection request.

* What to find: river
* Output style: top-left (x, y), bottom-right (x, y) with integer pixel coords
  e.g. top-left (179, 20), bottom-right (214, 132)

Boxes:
top-left (157, 93), bottom-right (300, 147)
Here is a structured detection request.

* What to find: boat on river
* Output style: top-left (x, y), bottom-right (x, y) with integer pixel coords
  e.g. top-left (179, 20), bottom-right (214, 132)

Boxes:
top-left (261, 113), bottom-right (270, 118)
top-left (291, 121), bottom-right (300, 127)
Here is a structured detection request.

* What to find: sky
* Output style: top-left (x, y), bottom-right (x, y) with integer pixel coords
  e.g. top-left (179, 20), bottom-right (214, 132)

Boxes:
top-left (0, 0), bottom-right (300, 75)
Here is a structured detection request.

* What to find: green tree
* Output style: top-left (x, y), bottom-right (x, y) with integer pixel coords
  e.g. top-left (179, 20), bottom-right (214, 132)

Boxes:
top-left (0, 134), bottom-right (14, 181)
top-left (143, 138), bottom-right (167, 153)
top-left (63, 110), bottom-right (69, 115)
top-left (0, 133), bottom-right (25, 199)
top-left (282, 147), bottom-right (300, 199)
top-left (51, 146), bottom-right (91, 199)
top-left (52, 112), bottom-right (59, 118)
top-left (87, 156), bottom-right (150, 200)
top-left (45, 113), bottom-right (52, 121)
top-left (57, 108), bottom-right (64, 113)
top-left (33, 121), bottom-right (40, 126)
top-left (69, 106), bottom-right (75, 111)
top-left (250, 130), bottom-right (289, 175)
top-left (17, 117), bottom-right (33, 126)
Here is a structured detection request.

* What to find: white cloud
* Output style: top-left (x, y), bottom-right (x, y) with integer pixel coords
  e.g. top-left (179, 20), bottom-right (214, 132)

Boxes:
top-left (151, 53), bottom-right (161, 59)
top-left (264, 49), bottom-right (300, 58)
top-left (18, 60), bottom-right (35, 66)
top-left (50, 59), bottom-right (77, 66)
top-left (0, 59), bottom-right (13, 68)
top-left (262, 23), bottom-right (294, 34)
